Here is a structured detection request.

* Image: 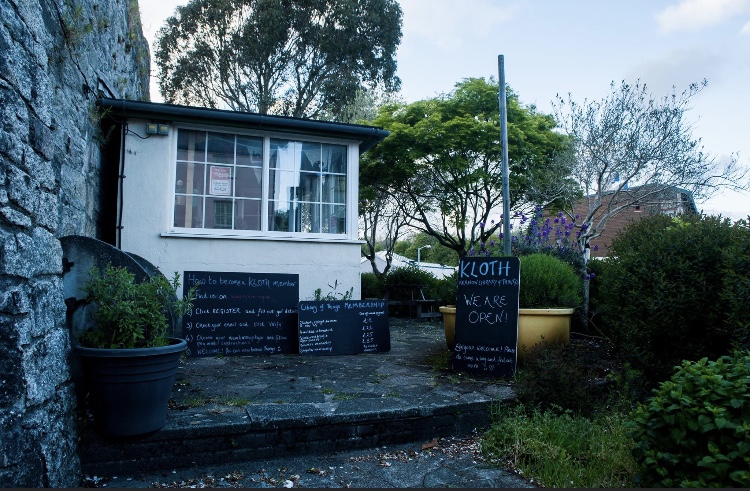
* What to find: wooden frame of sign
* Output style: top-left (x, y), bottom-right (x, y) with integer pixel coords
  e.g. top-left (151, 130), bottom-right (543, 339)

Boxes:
top-left (452, 257), bottom-right (520, 377)
top-left (182, 271), bottom-right (299, 356)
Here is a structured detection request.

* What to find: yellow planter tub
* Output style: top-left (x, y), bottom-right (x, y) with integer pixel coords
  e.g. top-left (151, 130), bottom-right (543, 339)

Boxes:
top-left (439, 305), bottom-right (456, 351)
top-left (517, 307), bottom-right (574, 362)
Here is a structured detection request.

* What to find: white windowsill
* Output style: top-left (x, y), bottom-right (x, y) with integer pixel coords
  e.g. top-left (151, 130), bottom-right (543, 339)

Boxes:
top-left (161, 230), bottom-right (363, 244)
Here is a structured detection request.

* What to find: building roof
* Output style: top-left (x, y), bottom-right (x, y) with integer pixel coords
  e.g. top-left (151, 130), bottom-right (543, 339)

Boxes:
top-left (98, 98), bottom-right (390, 153)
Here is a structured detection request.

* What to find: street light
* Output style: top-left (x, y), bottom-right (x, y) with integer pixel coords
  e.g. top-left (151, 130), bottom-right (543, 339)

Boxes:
top-left (417, 245), bottom-right (432, 268)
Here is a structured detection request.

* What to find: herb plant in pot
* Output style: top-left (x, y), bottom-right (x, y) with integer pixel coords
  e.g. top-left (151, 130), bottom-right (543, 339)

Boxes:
top-left (518, 253), bottom-right (582, 362)
top-left (73, 265), bottom-right (195, 437)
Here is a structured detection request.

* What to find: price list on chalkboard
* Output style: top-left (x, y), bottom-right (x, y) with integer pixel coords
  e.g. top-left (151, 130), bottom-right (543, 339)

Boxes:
top-left (182, 271), bottom-right (299, 357)
top-left (298, 300), bottom-right (390, 355)
top-left (452, 257), bottom-right (520, 377)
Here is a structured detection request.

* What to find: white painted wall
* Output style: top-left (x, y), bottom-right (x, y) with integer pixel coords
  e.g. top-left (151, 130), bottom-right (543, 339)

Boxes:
top-left (118, 117), bottom-right (363, 300)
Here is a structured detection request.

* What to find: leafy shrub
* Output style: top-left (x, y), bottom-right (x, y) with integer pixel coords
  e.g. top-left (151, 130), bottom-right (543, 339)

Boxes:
top-left (383, 265), bottom-right (437, 300)
top-left (519, 253), bottom-right (582, 308)
top-left (360, 272), bottom-right (385, 299)
top-left (514, 340), bottom-right (609, 416)
top-left (430, 270), bottom-right (458, 306)
top-left (627, 351), bottom-right (750, 488)
top-left (79, 265), bottom-right (195, 349)
top-left (599, 214), bottom-right (750, 384)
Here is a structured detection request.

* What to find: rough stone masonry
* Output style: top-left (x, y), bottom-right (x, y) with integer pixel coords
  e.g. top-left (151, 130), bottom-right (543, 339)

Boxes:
top-left (0, 0), bottom-right (149, 486)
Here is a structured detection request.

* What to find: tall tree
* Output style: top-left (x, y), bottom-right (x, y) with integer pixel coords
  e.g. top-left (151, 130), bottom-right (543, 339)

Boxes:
top-left (361, 78), bottom-right (574, 262)
top-left (154, 0), bottom-right (402, 119)
top-left (552, 79), bottom-right (750, 324)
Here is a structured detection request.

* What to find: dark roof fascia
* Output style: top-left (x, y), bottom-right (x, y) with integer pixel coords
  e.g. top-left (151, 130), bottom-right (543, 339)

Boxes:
top-left (98, 98), bottom-right (389, 153)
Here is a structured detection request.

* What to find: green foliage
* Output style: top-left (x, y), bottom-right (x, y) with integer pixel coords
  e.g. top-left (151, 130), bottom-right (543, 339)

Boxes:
top-left (312, 280), bottom-right (353, 301)
top-left (514, 342), bottom-right (599, 416)
top-left (155, 0), bottom-right (402, 119)
top-left (78, 265), bottom-right (196, 349)
top-left (430, 270), bottom-right (459, 307)
top-left (394, 233), bottom-right (460, 267)
top-left (383, 265), bottom-right (437, 300)
top-left (482, 405), bottom-right (638, 488)
top-left (360, 272), bottom-right (385, 299)
top-left (627, 352), bottom-right (750, 488)
top-left (519, 253), bottom-right (582, 308)
top-left (362, 78), bottom-right (573, 260)
top-left (599, 214), bottom-right (750, 384)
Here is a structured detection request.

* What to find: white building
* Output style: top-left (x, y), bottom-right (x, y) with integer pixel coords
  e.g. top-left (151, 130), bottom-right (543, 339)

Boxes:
top-left (360, 251), bottom-right (457, 280)
top-left (99, 98), bottom-right (388, 299)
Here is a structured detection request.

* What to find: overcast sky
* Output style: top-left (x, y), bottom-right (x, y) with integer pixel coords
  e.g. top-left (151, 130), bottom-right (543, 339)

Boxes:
top-left (139, 0), bottom-right (750, 221)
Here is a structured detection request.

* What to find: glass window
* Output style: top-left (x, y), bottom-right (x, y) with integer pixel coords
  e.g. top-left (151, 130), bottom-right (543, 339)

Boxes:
top-left (174, 129), bottom-right (347, 236)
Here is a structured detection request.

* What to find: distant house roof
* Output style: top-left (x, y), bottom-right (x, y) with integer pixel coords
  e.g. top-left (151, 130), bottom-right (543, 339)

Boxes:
top-left (98, 98), bottom-right (390, 153)
top-left (360, 251), bottom-right (457, 279)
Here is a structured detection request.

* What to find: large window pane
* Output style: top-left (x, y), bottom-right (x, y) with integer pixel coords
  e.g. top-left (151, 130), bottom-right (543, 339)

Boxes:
top-left (175, 131), bottom-right (348, 235)
top-left (322, 175), bottom-right (346, 204)
top-left (323, 204), bottom-right (346, 234)
top-left (206, 132), bottom-right (234, 164)
top-left (324, 144), bottom-right (346, 174)
top-left (235, 167), bottom-right (262, 198)
top-left (236, 136), bottom-right (263, 166)
top-left (175, 162), bottom-right (205, 195)
top-left (174, 196), bottom-right (204, 228)
top-left (268, 201), bottom-right (294, 232)
top-left (177, 130), bottom-right (206, 162)
top-left (235, 199), bottom-right (261, 230)
top-left (205, 198), bottom-right (233, 229)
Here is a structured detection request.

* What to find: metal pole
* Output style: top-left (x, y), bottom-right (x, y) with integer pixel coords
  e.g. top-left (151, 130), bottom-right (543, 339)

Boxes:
top-left (498, 55), bottom-right (511, 256)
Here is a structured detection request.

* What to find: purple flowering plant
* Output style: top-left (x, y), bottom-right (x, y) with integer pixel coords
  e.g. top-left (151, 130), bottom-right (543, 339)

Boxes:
top-left (468, 205), bottom-right (598, 279)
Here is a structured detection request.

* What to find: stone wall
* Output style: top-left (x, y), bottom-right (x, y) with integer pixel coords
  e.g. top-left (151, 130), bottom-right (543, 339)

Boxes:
top-left (0, 0), bottom-right (149, 486)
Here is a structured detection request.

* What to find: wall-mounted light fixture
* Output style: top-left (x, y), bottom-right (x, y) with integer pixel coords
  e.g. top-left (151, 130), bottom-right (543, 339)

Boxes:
top-left (146, 122), bottom-right (171, 136)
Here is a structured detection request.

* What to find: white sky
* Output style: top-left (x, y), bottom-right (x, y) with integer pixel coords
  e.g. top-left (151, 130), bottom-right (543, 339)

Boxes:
top-left (139, 0), bottom-right (750, 221)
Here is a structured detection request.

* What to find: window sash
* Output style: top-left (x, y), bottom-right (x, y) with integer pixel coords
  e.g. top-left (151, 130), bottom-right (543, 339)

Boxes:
top-left (174, 129), bottom-right (348, 236)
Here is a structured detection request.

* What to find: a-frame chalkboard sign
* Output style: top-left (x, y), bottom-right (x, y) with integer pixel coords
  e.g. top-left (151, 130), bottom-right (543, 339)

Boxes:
top-left (452, 257), bottom-right (520, 377)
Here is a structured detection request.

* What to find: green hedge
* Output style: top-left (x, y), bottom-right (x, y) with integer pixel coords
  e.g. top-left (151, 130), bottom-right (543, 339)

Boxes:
top-left (598, 214), bottom-right (750, 384)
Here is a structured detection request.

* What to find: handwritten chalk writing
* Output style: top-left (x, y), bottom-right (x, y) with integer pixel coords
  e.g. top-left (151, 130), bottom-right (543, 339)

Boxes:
top-left (460, 260), bottom-right (512, 278)
top-left (298, 300), bottom-right (389, 355)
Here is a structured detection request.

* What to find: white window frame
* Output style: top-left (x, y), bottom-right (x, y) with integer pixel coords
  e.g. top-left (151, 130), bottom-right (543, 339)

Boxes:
top-left (165, 124), bottom-right (360, 243)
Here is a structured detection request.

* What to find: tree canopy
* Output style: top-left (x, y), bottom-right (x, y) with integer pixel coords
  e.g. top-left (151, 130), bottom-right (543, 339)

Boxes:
top-left (361, 77), bottom-right (574, 262)
top-left (552, 79), bottom-right (749, 254)
top-left (154, 0), bottom-right (402, 119)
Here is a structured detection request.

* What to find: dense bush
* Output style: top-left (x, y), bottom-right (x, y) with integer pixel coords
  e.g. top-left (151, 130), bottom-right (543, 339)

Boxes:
top-left (519, 253), bottom-right (582, 308)
top-left (430, 270), bottom-right (458, 306)
top-left (513, 340), bottom-right (608, 416)
top-left (627, 351), bottom-right (750, 488)
top-left (360, 272), bottom-right (385, 299)
top-left (383, 265), bottom-right (437, 300)
top-left (599, 214), bottom-right (750, 384)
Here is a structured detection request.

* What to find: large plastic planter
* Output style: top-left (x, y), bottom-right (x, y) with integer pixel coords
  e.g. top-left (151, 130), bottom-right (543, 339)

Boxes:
top-left (74, 338), bottom-right (186, 437)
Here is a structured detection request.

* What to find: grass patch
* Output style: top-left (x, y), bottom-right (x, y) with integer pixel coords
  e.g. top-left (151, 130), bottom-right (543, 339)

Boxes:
top-left (481, 404), bottom-right (638, 488)
top-left (216, 395), bottom-right (250, 406)
top-left (426, 350), bottom-right (452, 372)
top-left (322, 387), bottom-right (335, 395)
top-left (182, 396), bottom-right (209, 408)
top-left (332, 393), bottom-right (358, 401)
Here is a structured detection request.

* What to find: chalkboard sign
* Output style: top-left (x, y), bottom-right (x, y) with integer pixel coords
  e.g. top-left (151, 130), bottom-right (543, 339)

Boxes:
top-left (182, 271), bottom-right (299, 357)
top-left (298, 300), bottom-right (390, 355)
top-left (452, 257), bottom-right (520, 377)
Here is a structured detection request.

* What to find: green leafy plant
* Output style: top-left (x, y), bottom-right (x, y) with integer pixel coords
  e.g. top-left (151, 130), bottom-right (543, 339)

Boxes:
top-left (514, 340), bottom-right (606, 416)
top-left (519, 253), bottom-right (582, 308)
top-left (599, 214), bottom-right (750, 384)
top-left (78, 265), bottom-right (196, 349)
top-left (312, 280), bottom-right (353, 301)
top-left (627, 351), bottom-right (750, 488)
top-left (383, 265), bottom-right (437, 300)
top-left (360, 272), bottom-right (385, 299)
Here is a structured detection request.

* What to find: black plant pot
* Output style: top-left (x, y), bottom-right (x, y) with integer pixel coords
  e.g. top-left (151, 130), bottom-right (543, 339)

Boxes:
top-left (74, 338), bottom-right (187, 437)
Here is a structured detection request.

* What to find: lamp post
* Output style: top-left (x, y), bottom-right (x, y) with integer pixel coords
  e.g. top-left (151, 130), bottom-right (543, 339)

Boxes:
top-left (417, 245), bottom-right (432, 268)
